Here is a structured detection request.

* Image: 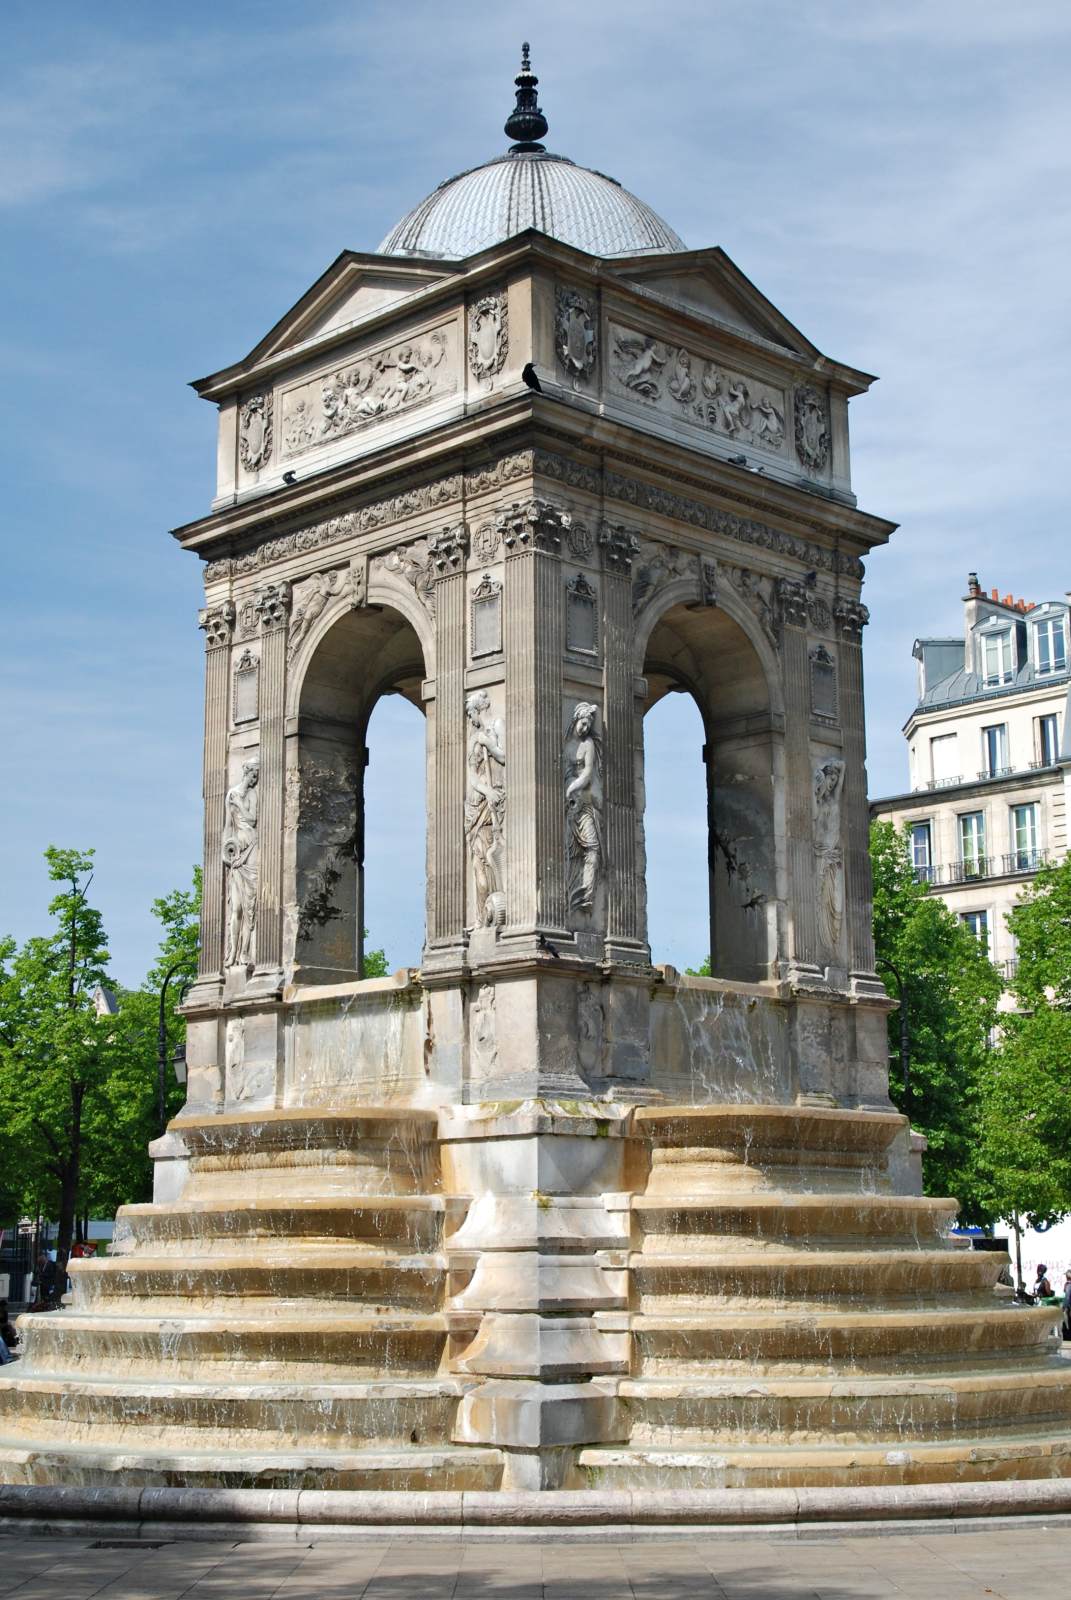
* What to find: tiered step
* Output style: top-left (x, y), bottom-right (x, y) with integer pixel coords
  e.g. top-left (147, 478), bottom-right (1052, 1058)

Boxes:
top-left (0, 1108), bottom-right (503, 1491)
top-left (587, 1103), bottom-right (1071, 1490)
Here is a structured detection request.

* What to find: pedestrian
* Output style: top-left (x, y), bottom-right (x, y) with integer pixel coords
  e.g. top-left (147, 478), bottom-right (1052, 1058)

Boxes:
top-left (0, 1300), bottom-right (18, 1362)
top-left (1033, 1263), bottom-right (1054, 1301)
top-left (1062, 1272), bottom-right (1071, 1342)
top-left (30, 1251), bottom-right (58, 1312)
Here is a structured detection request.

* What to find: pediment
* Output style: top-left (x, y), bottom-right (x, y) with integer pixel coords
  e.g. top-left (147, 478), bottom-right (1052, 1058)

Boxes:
top-left (252, 255), bottom-right (457, 362)
top-left (612, 248), bottom-right (814, 358)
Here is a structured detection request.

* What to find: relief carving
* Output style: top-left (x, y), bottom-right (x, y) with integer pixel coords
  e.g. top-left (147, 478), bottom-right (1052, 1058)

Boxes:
top-left (631, 538), bottom-right (693, 613)
top-left (577, 984), bottom-right (603, 1077)
top-left (465, 690), bottom-right (507, 930)
top-left (377, 540), bottom-right (437, 616)
top-left (287, 570), bottom-right (340, 660)
top-left (610, 323), bottom-right (786, 452)
top-left (223, 757), bottom-right (259, 970)
top-left (727, 566), bottom-right (780, 649)
top-left (612, 331), bottom-right (668, 398)
top-left (813, 758), bottom-right (846, 957)
top-left (237, 599), bottom-right (259, 638)
top-left (794, 385), bottom-right (830, 473)
top-left (555, 287), bottom-right (597, 383)
top-left (294, 757), bottom-right (360, 942)
top-left (254, 580), bottom-right (292, 631)
top-left (667, 349), bottom-right (696, 404)
top-left (280, 327), bottom-right (452, 457)
top-left (238, 393), bottom-right (273, 472)
top-left (471, 521), bottom-right (501, 563)
top-left (469, 293), bottom-right (508, 381)
top-left (471, 984), bottom-right (498, 1078)
top-left (565, 522), bottom-right (594, 560)
top-left (565, 702), bottom-right (603, 914)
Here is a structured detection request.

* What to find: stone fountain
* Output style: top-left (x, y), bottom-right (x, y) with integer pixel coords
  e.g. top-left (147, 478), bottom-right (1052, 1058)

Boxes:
top-left (3, 52), bottom-right (1070, 1526)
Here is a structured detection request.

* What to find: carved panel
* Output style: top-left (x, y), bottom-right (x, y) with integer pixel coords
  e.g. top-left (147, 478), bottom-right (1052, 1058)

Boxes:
top-left (609, 323), bottom-right (787, 453)
top-left (287, 570), bottom-right (341, 661)
top-left (555, 287), bottom-right (597, 382)
top-left (232, 648), bottom-right (260, 724)
top-left (794, 385), bottom-right (830, 473)
top-left (810, 644), bottom-right (838, 721)
top-left (566, 572), bottom-right (598, 655)
top-left (471, 573), bottom-right (503, 657)
top-left (468, 293), bottom-right (508, 381)
top-left (279, 323), bottom-right (456, 458)
top-left (238, 393), bottom-right (273, 472)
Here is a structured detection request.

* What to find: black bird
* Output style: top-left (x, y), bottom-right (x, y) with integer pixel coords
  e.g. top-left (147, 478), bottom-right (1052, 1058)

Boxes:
top-left (537, 932), bottom-right (562, 960)
top-left (727, 453), bottom-right (747, 467)
top-left (521, 361), bottom-right (542, 393)
top-left (282, 470), bottom-right (297, 485)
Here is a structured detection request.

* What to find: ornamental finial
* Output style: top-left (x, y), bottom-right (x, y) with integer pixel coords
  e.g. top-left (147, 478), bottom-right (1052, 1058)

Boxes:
top-left (504, 42), bottom-right (548, 152)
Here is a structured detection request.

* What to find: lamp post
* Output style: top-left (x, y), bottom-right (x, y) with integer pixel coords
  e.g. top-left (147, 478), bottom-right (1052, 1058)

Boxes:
top-left (157, 961), bottom-right (192, 1137)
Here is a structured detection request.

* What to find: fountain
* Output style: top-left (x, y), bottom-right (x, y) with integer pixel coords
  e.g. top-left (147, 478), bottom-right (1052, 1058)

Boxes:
top-left (2, 49), bottom-right (1069, 1529)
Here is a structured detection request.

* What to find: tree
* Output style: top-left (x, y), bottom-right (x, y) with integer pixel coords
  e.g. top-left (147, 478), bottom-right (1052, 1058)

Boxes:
top-left (0, 848), bottom-right (114, 1269)
top-left (362, 931), bottom-right (389, 979)
top-left (977, 856), bottom-right (1071, 1231)
top-left (870, 822), bottom-right (1002, 1218)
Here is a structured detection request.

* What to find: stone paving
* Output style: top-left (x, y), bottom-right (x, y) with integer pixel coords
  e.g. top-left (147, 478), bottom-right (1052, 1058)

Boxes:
top-left (1, 1527), bottom-right (1070, 1599)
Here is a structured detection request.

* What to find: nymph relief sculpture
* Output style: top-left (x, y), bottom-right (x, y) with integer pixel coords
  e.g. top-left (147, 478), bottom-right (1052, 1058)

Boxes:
top-left (223, 756), bottom-right (259, 969)
top-left (813, 758), bottom-right (845, 956)
top-left (465, 690), bottom-right (507, 929)
top-left (565, 702), bottom-right (603, 913)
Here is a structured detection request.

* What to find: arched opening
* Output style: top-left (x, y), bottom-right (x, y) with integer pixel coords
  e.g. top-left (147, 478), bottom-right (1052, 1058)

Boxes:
top-left (362, 693), bottom-right (426, 970)
top-left (641, 599), bottom-right (778, 984)
top-left (643, 691), bottom-right (709, 972)
top-left (286, 601), bottom-right (427, 986)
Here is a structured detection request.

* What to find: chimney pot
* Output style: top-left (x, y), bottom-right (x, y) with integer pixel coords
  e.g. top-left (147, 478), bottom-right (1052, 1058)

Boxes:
top-left (991, 588), bottom-right (999, 601)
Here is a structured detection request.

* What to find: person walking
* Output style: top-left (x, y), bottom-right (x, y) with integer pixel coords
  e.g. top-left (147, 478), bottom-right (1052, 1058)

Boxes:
top-left (1032, 1263), bottom-right (1054, 1302)
top-left (30, 1251), bottom-right (58, 1312)
top-left (1061, 1272), bottom-right (1071, 1342)
top-left (0, 1300), bottom-right (18, 1363)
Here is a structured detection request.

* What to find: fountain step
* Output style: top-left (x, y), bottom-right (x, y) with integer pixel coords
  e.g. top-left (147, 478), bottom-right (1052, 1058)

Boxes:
top-left (67, 1250), bottom-right (449, 1309)
top-left (634, 1194), bottom-right (958, 1247)
top-left (575, 1432), bottom-right (1071, 1490)
top-left (632, 1307), bottom-right (1059, 1372)
top-left (0, 1375), bottom-right (470, 1449)
top-left (111, 1196), bottom-right (466, 1253)
top-left (631, 1249), bottom-right (1002, 1307)
top-left (0, 1440), bottom-right (503, 1491)
top-left (616, 1369), bottom-right (1071, 1443)
top-left (17, 1311), bottom-right (476, 1380)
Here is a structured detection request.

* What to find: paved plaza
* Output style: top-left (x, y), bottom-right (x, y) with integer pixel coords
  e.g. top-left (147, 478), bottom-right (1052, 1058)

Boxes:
top-left (1, 1525), bottom-right (1070, 1599)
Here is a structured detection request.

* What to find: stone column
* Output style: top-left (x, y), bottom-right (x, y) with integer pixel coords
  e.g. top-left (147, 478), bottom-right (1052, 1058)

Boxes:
top-left (599, 524), bottom-right (646, 965)
top-left (835, 597), bottom-right (879, 986)
top-left (251, 580), bottom-right (291, 992)
top-left (425, 524), bottom-right (469, 971)
top-left (196, 602), bottom-right (234, 987)
top-left (501, 500), bottom-right (566, 943)
top-left (777, 578), bottom-right (821, 983)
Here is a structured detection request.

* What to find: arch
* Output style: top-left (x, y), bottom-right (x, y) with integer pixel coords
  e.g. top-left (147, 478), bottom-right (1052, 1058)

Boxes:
top-left (639, 594), bottom-right (782, 982)
top-left (284, 594), bottom-right (430, 986)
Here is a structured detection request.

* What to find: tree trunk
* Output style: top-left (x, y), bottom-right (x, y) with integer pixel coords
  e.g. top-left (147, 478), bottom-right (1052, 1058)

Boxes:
top-left (55, 1080), bottom-right (85, 1275)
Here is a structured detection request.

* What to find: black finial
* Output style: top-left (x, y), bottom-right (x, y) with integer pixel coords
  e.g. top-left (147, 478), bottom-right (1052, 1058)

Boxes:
top-left (504, 41), bottom-right (548, 152)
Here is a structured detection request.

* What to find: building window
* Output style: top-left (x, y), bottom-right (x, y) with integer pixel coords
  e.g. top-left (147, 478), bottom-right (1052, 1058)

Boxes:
top-left (929, 732), bottom-right (959, 787)
top-left (960, 909), bottom-right (990, 953)
top-left (982, 630), bottom-right (1012, 686)
top-left (1035, 712), bottom-right (1060, 767)
top-left (909, 822), bottom-right (934, 883)
top-left (1034, 617), bottom-right (1066, 676)
top-left (981, 723), bottom-right (1008, 778)
top-left (1010, 803), bottom-right (1039, 872)
top-left (958, 811), bottom-right (987, 877)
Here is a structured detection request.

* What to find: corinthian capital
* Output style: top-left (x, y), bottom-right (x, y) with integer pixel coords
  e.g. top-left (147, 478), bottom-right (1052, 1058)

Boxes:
top-left (834, 596), bottom-right (869, 640)
top-left (499, 498), bottom-right (565, 554)
top-left (599, 522), bottom-right (640, 573)
top-left (254, 580), bottom-right (292, 630)
top-left (428, 522), bottom-right (470, 575)
top-left (198, 602), bottom-right (235, 651)
top-left (776, 577), bottom-right (810, 630)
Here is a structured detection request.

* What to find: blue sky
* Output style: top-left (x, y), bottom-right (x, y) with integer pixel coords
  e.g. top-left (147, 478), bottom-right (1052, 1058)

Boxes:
top-left (3, 1), bottom-right (1068, 982)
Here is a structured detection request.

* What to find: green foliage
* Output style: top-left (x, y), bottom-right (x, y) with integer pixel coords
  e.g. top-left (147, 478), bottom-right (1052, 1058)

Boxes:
top-left (976, 856), bottom-right (1071, 1227)
top-left (362, 931), bottom-right (389, 979)
top-left (870, 822), bottom-right (1002, 1219)
top-left (685, 957), bottom-right (712, 977)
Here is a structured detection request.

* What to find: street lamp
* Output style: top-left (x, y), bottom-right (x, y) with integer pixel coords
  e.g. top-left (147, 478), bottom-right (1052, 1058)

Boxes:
top-left (157, 961), bottom-right (192, 1137)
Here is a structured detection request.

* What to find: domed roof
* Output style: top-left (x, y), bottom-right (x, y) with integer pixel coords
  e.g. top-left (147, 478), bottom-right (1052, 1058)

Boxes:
top-left (378, 46), bottom-right (686, 262)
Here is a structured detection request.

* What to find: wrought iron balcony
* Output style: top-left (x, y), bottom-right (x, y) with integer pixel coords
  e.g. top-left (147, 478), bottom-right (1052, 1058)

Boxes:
top-left (911, 852), bottom-right (1046, 888)
top-left (977, 766), bottom-right (1014, 781)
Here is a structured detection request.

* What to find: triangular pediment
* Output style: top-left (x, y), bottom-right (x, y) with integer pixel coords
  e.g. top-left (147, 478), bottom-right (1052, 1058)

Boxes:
top-left (611, 247), bottom-right (815, 359)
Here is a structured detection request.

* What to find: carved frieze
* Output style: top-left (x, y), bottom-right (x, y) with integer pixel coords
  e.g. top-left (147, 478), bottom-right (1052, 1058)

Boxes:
top-left (232, 648), bottom-right (259, 724)
top-left (465, 691), bottom-right (506, 930)
top-left (466, 451), bottom-right (537, 496)
top-left (198, 602), bottom-right (235, 651)
top-left (565, 702), bottom-right (603, 915)
top-left (287, 570), bottom-right (340, 660)
top-left (555, 287), bottom-right (597, 382)
top-left (794, 385), bottom-right (831, 473)
top-left (471, 573), bottom-right (503, 657)
top-left (280, 325), bottom-right (454, 458)
top-left (238, 393), bottom-right (273, 472)
top-left (468, 293), bottom-right (508, 381)
top-left (223, 757), bottom-right (259, 969)
top-left (566, 572), bottom-right (598, 655)
top-left (254, 580), bottom-right (292, 630)
top-left (813, 758), bottom-right (846, 957)
top-left (609, 323), bottom-right (787, 453)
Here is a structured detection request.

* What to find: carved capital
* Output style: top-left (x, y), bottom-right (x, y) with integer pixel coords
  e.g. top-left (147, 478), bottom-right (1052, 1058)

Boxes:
top-left (254, 580), bottom-right (292, 631)
top-left (834, 596), bottom-right (869, 641)
top-left (599, 522), bottom-right (640, 574)
top-left (428, 523), bottom-right (470, 576)
top-left (348, 554), bottom-right (369, 609)
top-left (199, 602), bottom-right (235, 651)
top-left (777, 578), bottom-right (810, 631)
top-left (500, 498), bottom-right (564, 555)
top-left (699, 558), bottom-right (719, 608)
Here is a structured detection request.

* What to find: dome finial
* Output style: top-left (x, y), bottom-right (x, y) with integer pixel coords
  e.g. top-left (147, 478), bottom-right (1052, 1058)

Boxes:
top-left (504, 41), bottom-right (548, 153)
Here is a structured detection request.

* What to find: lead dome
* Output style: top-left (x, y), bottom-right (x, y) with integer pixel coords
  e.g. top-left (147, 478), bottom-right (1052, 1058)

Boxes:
top-left (377, 46), bottom-right (686, 261)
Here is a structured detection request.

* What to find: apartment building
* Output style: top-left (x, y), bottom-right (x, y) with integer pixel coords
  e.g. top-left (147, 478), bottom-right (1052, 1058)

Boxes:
top-left (870, 574), bottom-right (1071, 997)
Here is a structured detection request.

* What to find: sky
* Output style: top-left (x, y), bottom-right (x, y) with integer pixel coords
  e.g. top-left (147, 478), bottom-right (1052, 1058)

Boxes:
top-left (2, 0), bottom-right (1068, 983)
